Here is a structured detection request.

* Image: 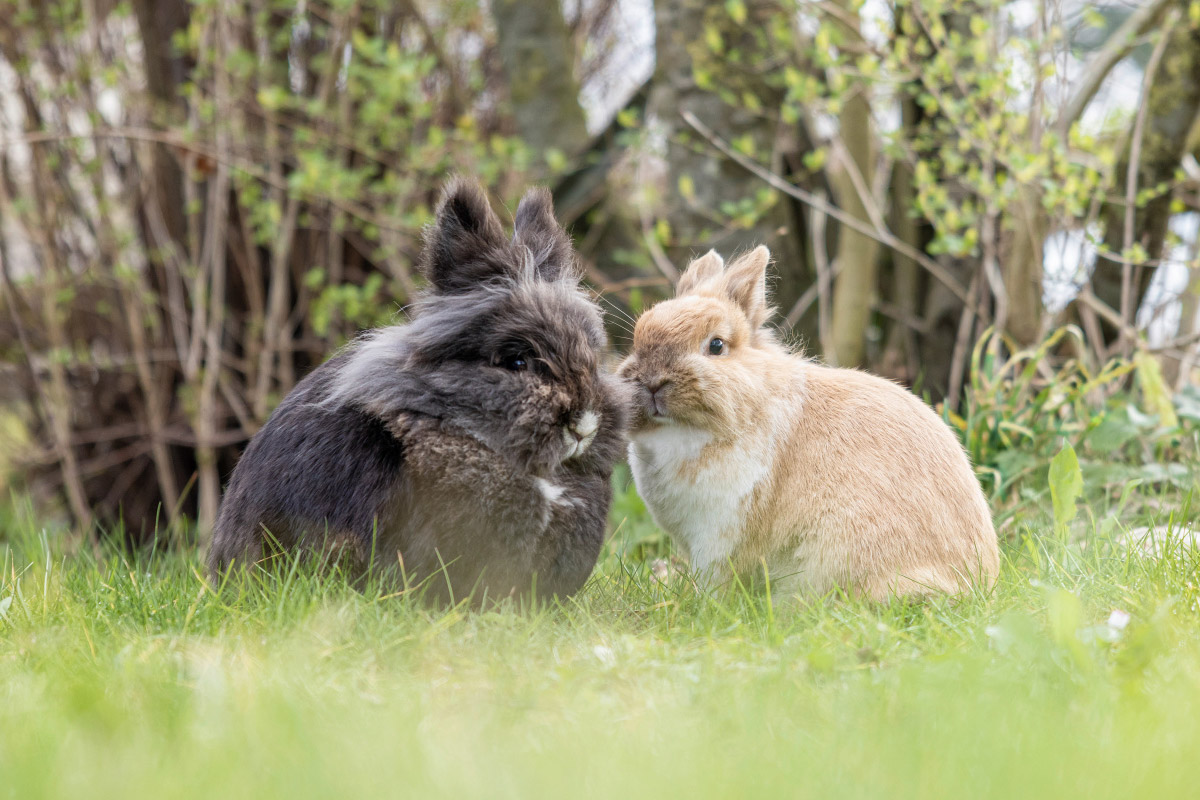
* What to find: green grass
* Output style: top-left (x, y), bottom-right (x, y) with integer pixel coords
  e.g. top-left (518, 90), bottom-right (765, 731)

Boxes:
top-left (3, 480), bottom-right (1200, 800)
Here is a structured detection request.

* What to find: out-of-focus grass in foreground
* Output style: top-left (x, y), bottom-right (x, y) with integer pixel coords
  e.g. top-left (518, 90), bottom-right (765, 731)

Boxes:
top-left (2, 478), bottom-right (1200, 800)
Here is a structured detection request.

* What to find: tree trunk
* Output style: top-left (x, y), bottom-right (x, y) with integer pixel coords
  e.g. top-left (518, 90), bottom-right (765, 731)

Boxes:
top-left (492, 0), bottom-right (590, 160)
top-left (1002, 182), bottom-right (1046, 347)
top-left (896, 1), bottom-right (989, 400)
top-left (131, 0), bottom-right (191, 247)
top-left (826, 5), bottom-right (880, 368)
top-left (1094, 13), bottom-right (1200, 346)
top-left (878, 96), bottom-right (924, 383)
top-left (647, 0), bottom-right (806, 311)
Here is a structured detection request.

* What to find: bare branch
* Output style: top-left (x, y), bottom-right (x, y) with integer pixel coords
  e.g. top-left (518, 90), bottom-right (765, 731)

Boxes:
top-left (947, 272), bottom-right (982, 413)
top-left (1059, 0), bottom-right (1174, 130)
top-left (681, 109), bottom-right (982, 317)
top-left (1120, 13), bottom-right (1175, 356)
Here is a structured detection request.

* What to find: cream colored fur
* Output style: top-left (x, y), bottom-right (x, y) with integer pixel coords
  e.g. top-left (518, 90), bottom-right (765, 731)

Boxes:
top-left (619, 246), bottom-right (999, 601)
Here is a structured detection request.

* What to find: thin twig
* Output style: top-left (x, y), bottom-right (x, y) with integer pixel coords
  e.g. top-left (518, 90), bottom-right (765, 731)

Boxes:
top-left (784, 259), bottom-right (843, 329)
top-left (784, 192), bottom-right (839, 331)
top-left (681, 110), bottom-right (982, 318)
top-left (1119, 15), bottom-right (1173, 357)
top-left (811, 191), bottom-right (832, 355)
top-left (874, 300), bottom-right (932, 336)
top-left (195, 8), bottom-right (234, 541)
top-left (947, 272), bottom-right (982, 413)
top-left (0, 148), bottom-right (94, 539)
top-left (1059, 0), bottom-right (1173, 130)
top-left (0, 126), bottom-right (417, 237)
top-left (64, 57), bottom-right (185, 535)
top-left (1076, 284), bottom-right (1138, 342)
top-left (640, 209), bottom-right (681, 284)
top-left (980, 160), bottom-right (1005, 351)
top-left (828, 125), bottom-right (888, 237)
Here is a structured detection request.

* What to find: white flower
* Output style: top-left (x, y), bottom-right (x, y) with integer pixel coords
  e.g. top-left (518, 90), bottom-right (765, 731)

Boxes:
top-left (592, 644), bottom-right (616, 667)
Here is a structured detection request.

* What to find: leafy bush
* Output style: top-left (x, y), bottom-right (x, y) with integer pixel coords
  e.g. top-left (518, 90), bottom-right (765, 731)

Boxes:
top-left (955, 327), bottom-right (1199, 530)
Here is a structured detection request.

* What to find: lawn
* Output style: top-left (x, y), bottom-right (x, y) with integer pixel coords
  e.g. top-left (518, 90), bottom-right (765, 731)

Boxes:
top-left (2, 475), bottom-right (1200, 800)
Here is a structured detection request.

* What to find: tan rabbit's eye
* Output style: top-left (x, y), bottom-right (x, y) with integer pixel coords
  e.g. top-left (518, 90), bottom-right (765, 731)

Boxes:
top-left (707, 337), bottom-right (726, 356)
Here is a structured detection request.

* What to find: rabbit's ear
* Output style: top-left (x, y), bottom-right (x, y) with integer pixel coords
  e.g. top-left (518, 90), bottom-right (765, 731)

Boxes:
top-left (723, 246), bottom-right (771, 328)
top-left (421, 179), bottom-right (508, 292)
top-left (677, 250), bottom-right (724, 296)
top-left (513, 186), bottom-right (577, 281)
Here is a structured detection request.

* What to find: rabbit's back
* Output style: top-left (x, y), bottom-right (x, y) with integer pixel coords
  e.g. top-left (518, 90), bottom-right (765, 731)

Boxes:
top-left (751, 365), bottom-right (998, 598)
top-left (209, 356), bottom-right (613, 601)
top-left (208, 355), bottom-right (408, 575)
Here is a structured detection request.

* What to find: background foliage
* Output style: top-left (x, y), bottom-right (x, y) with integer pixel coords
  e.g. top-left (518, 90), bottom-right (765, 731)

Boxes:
top-left (0, 0), bottom-right (1197, 545)
top-left (2, 5), bottom-right (1200, 795)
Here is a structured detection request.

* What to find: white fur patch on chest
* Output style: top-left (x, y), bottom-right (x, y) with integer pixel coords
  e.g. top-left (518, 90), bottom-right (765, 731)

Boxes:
top-left (535, 477), bottom-right (570, 507)
top-left (628, 424), bottom-right (769, 574)
top-left (533, 477), bottom-right (575, 529)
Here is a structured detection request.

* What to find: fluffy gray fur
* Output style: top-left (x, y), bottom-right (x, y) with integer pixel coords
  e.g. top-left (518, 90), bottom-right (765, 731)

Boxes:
top-left (208, 179), bottom-right (631, 604)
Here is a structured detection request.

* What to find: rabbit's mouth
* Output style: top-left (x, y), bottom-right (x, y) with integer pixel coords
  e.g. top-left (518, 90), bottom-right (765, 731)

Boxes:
top-left (627, 379), bottom-right (672, 426)
top-left (648, 395), bottom-right (670, 419)
top-left (561, 410), bottom-right (600, 460)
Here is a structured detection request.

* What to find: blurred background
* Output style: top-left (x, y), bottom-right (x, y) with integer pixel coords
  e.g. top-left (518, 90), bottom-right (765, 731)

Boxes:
top-left (0, 0), bottom-right (1197, 548)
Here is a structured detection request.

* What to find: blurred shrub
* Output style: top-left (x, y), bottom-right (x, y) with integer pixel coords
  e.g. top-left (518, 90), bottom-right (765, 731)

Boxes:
top-left (0, 0), bottom-right (535, 542)
top-left (955, 326), bottom-right (1198, 527)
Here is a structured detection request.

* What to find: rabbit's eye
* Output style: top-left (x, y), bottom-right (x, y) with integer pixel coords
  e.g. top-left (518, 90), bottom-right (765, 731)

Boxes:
top-left (707, 337), bottom-right (726, 356)
top-left (497, 353), bottom-right (530, 372)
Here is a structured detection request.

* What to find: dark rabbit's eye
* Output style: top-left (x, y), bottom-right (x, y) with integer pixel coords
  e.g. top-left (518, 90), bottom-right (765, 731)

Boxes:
top-left (493, 340), bottom-right (536, 373)
top-left (707, 337), bottom-right (726, 356)
top-left (497, 353), bottom-right (530, 371)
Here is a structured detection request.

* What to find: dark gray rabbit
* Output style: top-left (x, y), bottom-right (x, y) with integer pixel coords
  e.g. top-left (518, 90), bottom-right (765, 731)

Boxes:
top-left (208, 179), bottom-right (630, 604)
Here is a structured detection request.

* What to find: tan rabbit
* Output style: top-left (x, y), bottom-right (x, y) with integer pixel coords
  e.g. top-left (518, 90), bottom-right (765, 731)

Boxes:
top-left (618, 246), bottom-right (999, 601)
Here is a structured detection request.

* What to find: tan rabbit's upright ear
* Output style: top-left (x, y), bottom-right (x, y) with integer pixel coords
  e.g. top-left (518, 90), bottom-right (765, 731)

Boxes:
top-left (676, 250), bottom-right (725, 296)
top-left (722, 246), bottom-right (771, 328)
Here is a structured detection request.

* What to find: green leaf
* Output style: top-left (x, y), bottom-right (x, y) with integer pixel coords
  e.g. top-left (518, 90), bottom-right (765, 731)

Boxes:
top-left (628, 287), bottom-right (644, 314)
top-left (1173, 385), bottom-right (1200, 422)
top-left (731, 134), bottom-right (756, 157)
top-left (801, 148), bottom-right (827, 171)
top-left (654, 218), bottom-right (671, 245)
top-left (726, 0), bottom-right (747, 25)
top-left (1087, 407), bottom-right (1143, 454)
top-left (704, 23), bottom-right (724, 55)
top-left (304, 268), bottom-right (326, 290)
top-left (1083, 7), bottom-right (1106, 27)
top-left (1048, 440), bottom-right (1082, 538)
top-left (545, 148), bottom-right (567, 173)
top-left (616, 108), bottom-right (639, 129)
top-left (678, 175), bottom-right (696, 202)
top-left (1134, 350), bottom-right (1179, 429)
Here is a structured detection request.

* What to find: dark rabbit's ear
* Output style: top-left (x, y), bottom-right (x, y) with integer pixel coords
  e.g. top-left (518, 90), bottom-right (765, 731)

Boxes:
top-left (421, 179), bottom-right (509, 292)
top-left (513, 186), bottom-right (577, 281)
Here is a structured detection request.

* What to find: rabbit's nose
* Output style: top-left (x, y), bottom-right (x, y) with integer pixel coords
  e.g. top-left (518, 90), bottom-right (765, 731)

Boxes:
top-left (644, 379), bottom-right (671, 417)
top-left (646, 378), bottom-right (670, 398)
top-left (570, 410), bottom-right (600, 441)
top-left (562, 410), bottom-right (600, 459)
